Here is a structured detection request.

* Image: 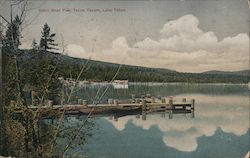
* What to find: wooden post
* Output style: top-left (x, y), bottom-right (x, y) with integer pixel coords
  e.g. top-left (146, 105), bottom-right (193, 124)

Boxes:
top-left (131, 94), bottom-right (136, 103)
top-left (142, 99), bottom-right (147, 120)
top-left (108, 98), bottom-right (113, 104)
top-left (182, 98), bottom-right (187, 110)
top-left (114, 99), bottom-right (118, 106)
top-left (135, 114), bottom-right (140, 119)
top-left (82, 100), bottom-right (87, 106)
top-left (182, 98), bottom-right (186, 102)
top-left (114, 116), bottom-right (118, 122)
top-left (48, 100), bottom-right (53, 107)
top-left (169, 98), bottom-right (173, 109)
top-left (191, 99), bottom-right (195, 110)
top-left (131, 94), bottom-right (135, 99)
top-left (169, 97), bottom-right (173, 119)
top-left (142, 99), bottom-right (147, 111)
top-left (169, 110), bottom-right (173, 119)
top-left (78, 99), bottom-right (82, 105)
top-left (142, 112), bottom-right (146, 120)
top-left (191, 99), bottom-right (195, 118)
top-left (161, 113), bottom-right (166, 118)
top-left (151, 97), bottom-right (155, 103)
top-left (161, 98), bottom-right (166, 103)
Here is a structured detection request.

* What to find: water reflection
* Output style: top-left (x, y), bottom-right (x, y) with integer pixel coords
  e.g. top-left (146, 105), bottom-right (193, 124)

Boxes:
top-left (1, 83), bottom-right (249, 157)
top-left (73, 83), bottom-right (248, 104)
top-left (100, 94), bottom-right (249, 153)
top-left (64, 83), bottom-right (249, 157)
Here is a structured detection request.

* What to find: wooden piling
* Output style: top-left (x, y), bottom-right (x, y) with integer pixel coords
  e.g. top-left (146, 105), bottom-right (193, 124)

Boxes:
top-left (142, 99), bottom-right (147, 111)
top-left (114, 99), bottom-right (118, 106)
top-left (146, 93), bottom-right (151, 98)
top-left (169, 98), bottom-right (173, 119)
top-left (135, 114), bottom-right (140, 119)
top-left (191, 99), bottom-right (195, 118)
top-left (142, 112), bottom-right (146, 120)
top-left (182, 98), bottom-right (187, 110)
top-left (109, 116), bottom-right (113, 120)
top-left (48, 100), bottom-right (53, 107)
top-left (169, 98), bottom-right (173, 109)
top-left (108, 98), bottom-right (113, 104)
top-left (114, 116), bottom-right (118, 121)
top-left (191, 99), bottom-right (195, 109)
top-left (151, 97), bottom-right (155, 103)
top-left (131, 94), bottom-right (135, 99)
top-left (82, 100), bottom-right (87, 106)
top-left (182, 98), bottom-right (186, 102)
top-left (161, 98), bottom-right (166, 103)
top-left (161, 113), bottom-right (166, 118)
top-left (142, 99), bottom-right (147, 120)
top-left (78, 99), bottom-right (82, 105)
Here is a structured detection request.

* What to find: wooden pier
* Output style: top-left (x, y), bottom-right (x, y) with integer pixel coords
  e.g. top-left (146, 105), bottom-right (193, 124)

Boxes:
top-left (27, 95), bottom-right (195, 119)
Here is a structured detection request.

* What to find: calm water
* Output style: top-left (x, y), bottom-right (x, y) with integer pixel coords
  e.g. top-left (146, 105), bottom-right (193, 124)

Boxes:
top-left (65, 83), bottom-right (250, 158)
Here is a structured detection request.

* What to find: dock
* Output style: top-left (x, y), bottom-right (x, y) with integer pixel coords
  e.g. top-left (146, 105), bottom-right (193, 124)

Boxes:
top-left (26, 95), bottom-right (195, 120)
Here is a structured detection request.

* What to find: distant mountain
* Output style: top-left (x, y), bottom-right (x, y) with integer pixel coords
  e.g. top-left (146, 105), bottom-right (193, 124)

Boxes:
top-left (203, 70), bottom-right (249, 76)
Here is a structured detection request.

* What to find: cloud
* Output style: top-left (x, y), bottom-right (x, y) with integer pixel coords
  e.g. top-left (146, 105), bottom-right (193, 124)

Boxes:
top-left (62, 14), bottom-right (249, 72)
top-left (106, 94), bottom-right (249, 152)
top-left (93, 37), bottom-right (130, 64)
top-left (65, 44), bottom-right (89, 59)
top-left (98, 15), bottom-right (249, 72)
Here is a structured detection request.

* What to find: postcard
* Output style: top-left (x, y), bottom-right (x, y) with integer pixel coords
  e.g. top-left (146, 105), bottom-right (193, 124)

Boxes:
top-left (0, 0), bottom-right (249, 158)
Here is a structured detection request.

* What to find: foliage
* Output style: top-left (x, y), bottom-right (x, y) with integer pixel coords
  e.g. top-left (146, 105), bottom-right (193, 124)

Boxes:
top-left (2, 15), bottom-right (22, 50)
top-left (31, 38), bottom-right (38, 50)
top-left (22, 51), bottom-right (248, 84)
top-left (1, 19), bottom-right (92, 158)
top-left (39, 23), bottom-right (58, 52)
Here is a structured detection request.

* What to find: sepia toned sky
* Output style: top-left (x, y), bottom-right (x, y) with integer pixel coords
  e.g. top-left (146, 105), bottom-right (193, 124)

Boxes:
top-left (0, 0), bottom-right (249, 72)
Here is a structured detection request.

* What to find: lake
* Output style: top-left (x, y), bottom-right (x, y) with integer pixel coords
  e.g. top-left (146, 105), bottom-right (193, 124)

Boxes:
top-left (62, 83), bottom-right (250, 158)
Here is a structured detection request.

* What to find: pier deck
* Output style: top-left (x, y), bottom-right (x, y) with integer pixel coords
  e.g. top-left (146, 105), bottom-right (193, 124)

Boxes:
top-left (27, 97), bottom-right (195, 119)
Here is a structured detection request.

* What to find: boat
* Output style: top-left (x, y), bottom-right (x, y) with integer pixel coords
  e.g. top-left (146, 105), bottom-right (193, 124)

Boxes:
top-left (112, 80), bottom-right (129, 89)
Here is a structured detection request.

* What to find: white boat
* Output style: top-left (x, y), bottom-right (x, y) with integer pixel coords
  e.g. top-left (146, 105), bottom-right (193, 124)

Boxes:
top-left (112, 80), bottom-right (129, 89)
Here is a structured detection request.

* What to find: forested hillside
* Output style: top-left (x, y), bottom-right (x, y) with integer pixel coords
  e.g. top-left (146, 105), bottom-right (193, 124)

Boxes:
top-left (13, 49), bottom-right (250, 83)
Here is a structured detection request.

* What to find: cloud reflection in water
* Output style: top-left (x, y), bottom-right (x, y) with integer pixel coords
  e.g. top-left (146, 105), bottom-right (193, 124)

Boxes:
top-left (106, 94), bottom-right (249, 152)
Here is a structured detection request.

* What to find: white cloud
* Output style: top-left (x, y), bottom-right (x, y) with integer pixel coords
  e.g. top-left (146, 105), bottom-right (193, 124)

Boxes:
top-left (104, 15), bottom-right (249, 72)
top-left (160, 14), bottom-right (203, 40)
top-left (64, 44), bottom-right (89, 59)
top-left (63, 14), bottom-right (249, 72)
top-left (93, 37), bottom-right (130, 65)
top-left (112, 36), bottom-right (129, 50)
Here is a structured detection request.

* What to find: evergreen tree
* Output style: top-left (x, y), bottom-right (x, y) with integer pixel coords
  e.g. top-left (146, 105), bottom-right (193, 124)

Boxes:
top-left (3, 15), bottom-right (22, 50)
top-left (31, 38), bottom-right (38, 50)
top-left (39, 23), bottom-right (58, 52)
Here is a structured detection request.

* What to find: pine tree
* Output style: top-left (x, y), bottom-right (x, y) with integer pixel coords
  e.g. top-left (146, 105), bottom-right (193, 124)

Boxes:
top-left (31, 38), bottom-right (38, 50)
top-left (3, 15), bottom-right (22, 50)
top-left (39, 23), bottom-right (58, 52)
